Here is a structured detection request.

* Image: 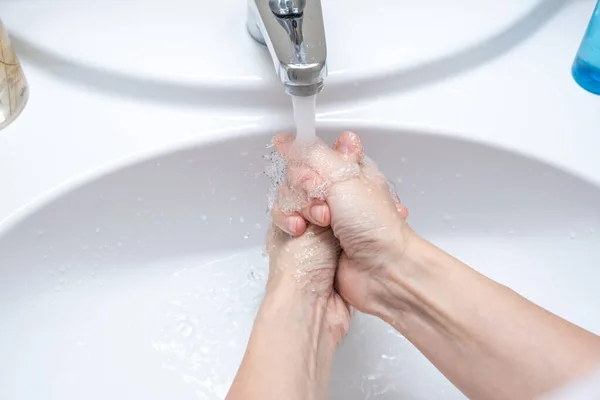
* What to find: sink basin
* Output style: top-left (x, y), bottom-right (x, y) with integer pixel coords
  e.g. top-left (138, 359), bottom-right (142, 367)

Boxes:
top-left (1, 126), bottom-right (599, 400)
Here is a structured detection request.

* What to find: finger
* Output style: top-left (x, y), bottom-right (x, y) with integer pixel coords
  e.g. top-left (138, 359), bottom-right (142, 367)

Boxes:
top-left (271, 204), bottom-right (307, 237)
top-left (274, 135), bottom-right (330, 201)
top-left (279, 169), bottom-right (331, 228)
top-left (273, 133), bottom-right (295, 158)
top-left (285, 162), bottom-right (327, 201)
top-left (396, 203), bottom-right (409, 220)
top-left (301, 201), bottom-right (331, 227)
top-left (302, 138), bottom-right (351, 177)
top-left (334, 251), bottom-right (360, 306)
top-left (390, 188), bottom-right (409, 219)
top-left (276, 132), bottom-right (351, 180)
top-left (333, 131), bottom-right (364, 163)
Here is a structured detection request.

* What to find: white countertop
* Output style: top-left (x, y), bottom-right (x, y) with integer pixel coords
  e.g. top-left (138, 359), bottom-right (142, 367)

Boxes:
top-left (0, 0), bottom-right (598, 223)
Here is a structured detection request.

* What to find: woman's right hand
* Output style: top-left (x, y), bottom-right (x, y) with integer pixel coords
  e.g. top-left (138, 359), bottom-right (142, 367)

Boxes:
top-left (273, 132), bottom-right (600, 400)
top-left (272, 131), bottom-right (413, 316)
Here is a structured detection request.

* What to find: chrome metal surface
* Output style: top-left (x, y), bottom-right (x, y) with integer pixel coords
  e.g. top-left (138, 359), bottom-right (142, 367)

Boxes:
top-left (247, 0), bottom-right (327, 96)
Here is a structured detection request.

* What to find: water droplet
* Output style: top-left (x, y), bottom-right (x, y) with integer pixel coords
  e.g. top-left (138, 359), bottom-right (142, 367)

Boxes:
top-left (82, 245), bottom-right (89, 251)
top-left (569, 232), bottom-right (576, 239)
top-left (177, 322), bottom-right (194, 338)
top-left (240, 151), bottom-right (249, 157)
top-left (117, 241), bottom-right (123, 248)
top-left (396, 178), bottom-right (403, 184)
top-left (36, 229), bottom-right (44, 237)
top-left (156, 162), bottom-right (161, 167)
top-left (230, 197), bottom-right (237, 201)
top-left (589, 227), bottom-right (596, 234)
top-left (201, 215), bottom-right (208, 221)
top-left (455, 173), bottom-right (464, 179)
top-left (254, 223), bottom-right (262, 230)
top-left (400, 157), bottom-right (407, 164)
top-left (228, 217), bottom-right (233, 223)
top-left (508, 230), bottom-right (515, 235)
top-left (211, 188), bottom-right (216, 195)
top-left (95, 228), bottom-right (101, 233)
top-left (137, 197), bottom-right (143, 202)
top-left (239, 216), bottom-right (245, 223)
top-left (244, 232), bottom-right (250, 239)
top-left (187, 158), bottom-right (195, 163)
top-left (419, 190), bottom-right (425, 195)
top-left (442, 214), bottom-right (453, 222)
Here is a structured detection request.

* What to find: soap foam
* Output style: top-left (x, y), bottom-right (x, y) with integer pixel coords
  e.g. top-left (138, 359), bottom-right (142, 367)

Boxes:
top-left (264, 137), bottom-right (400, 217)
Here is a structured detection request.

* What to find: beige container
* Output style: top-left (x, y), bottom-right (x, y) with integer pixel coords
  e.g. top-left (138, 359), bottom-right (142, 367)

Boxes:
top-left (0, 17), bottom-right (28, 131)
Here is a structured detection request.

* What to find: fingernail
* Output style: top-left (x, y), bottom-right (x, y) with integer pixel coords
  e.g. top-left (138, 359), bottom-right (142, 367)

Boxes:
top-left (310, 205), bottom-right (327, 225)
top-left (334, 135), bottom-right (350, 155)
top-left (337, 143), bottom-right (350, 155)
top-left (347, 131), bottom-right (359, 144)
top-left (286, 217), bottom-right (299, 235)
top-left (302, 176), bottom-right (318, 193)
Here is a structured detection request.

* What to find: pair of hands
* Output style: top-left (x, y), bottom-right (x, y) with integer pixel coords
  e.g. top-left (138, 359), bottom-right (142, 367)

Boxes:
top-left (266, 131), bottom-right (412, 346)
top-left (234, 131), bottom-right (600, 400)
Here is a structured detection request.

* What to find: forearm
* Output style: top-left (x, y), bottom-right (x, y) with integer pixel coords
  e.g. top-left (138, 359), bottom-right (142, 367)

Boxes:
top-left (377, 234), bottom-right (600, 400)
top-left (227, 283), bottom-right (336, 400)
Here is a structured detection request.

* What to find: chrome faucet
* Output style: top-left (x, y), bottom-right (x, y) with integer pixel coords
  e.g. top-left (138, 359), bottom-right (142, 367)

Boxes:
top-left (247, 0), bottom-right (327, 97)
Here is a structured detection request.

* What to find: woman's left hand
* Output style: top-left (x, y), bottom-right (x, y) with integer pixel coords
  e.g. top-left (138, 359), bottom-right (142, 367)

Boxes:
top-left (266, 223), bottom-right (352, 347)
top-left (228, 139), bottom-right (353, 400)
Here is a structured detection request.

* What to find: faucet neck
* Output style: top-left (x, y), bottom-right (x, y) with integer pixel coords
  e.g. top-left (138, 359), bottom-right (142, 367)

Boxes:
top-left (247, 0), bottom-right (327, 96)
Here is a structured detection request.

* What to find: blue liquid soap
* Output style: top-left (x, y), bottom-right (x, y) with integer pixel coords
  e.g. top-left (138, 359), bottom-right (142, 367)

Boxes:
top-left (573, 0), bottom-right (600, 95)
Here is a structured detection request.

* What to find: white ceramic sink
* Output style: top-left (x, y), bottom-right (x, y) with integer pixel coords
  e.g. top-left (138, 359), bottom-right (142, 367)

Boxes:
top-left (1, 126), bottom-right (599, 399)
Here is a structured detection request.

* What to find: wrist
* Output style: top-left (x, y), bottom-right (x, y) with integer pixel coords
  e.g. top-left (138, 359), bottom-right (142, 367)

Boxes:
top-left (258, 282), bottom-right (337, 395)
top-left (368, 231), bottom-right (441, 327)
top-left (261, 279), bottom-right (338, 350)
top-left (234, 281), bottom-right (336, 400)
top-left (266, 265), bottom-right (335, 305)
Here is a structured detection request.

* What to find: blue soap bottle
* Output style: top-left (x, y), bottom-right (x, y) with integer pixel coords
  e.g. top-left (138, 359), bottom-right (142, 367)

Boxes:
top-left (572, 0), bottom-right (600, 95)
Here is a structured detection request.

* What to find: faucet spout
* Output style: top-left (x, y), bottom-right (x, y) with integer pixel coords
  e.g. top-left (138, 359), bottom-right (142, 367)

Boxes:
top-left (247, 0), bottom-right (327, 97)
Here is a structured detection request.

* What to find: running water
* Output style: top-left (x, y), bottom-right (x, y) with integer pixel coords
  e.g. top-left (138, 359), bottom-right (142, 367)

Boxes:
top-left (292, 95), bottom-right (317, 142)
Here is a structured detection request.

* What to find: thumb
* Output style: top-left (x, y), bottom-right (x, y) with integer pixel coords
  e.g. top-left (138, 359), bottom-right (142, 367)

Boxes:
top-left (335, 251), bottom-right (365, 311)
